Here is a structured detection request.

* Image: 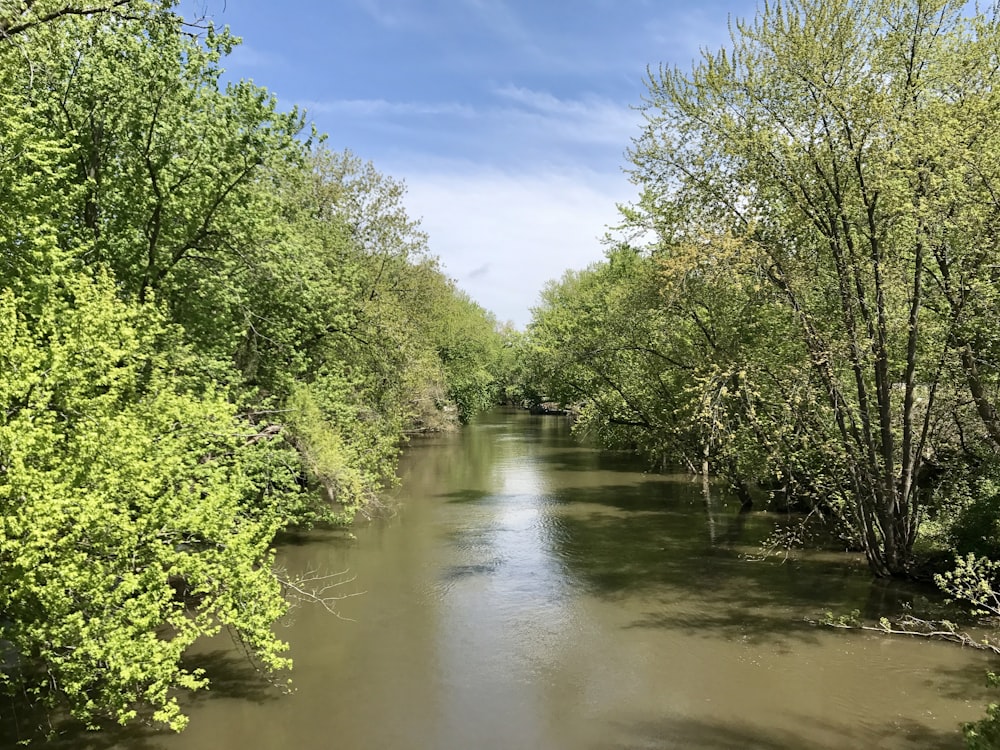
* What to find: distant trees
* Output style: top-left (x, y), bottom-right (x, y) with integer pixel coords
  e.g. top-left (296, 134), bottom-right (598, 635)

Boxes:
top-left (0, 3), bottom-right (505, 737)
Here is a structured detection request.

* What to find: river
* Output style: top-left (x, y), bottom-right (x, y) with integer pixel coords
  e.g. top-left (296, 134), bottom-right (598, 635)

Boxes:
top-left (118, 408), bottom-right (989, 749)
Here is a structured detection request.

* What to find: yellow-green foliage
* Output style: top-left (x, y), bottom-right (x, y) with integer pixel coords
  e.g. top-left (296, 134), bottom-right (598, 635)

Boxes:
top-left (286, 383), bottom-right (375, 521)
top-left (0, 4), bottom-right (506, 738)
top-left (0, 272), bottom-right (290, 732)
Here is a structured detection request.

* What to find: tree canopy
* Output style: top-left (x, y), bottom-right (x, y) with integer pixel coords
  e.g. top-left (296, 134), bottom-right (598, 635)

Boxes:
top-left (0, 0), bottom-right (507, 738)
top-left (526, 0), bottom-right (1000, 579)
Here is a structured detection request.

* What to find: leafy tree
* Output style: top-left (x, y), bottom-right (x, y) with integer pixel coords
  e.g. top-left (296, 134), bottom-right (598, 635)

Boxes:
top-left (0, 259), bottom-right (296, 734)
top-left (0, 48), bottom-right (298, 733)
top-left (0, 1), bottom-right (505, 736)
top-left (0, 0), bottom-right (146, 39)
top-left (422, 280), bottom-right (503, 423)
top-left (295, 149), bottom-right (504, 432)
top-left (23, 10), bottom-right (304, 360)
top-left (525, 243), bottom-right (809, 510)
top-left (526, 250), bottom-right (692, 460)
top-left (963, 672), bottom-right (1000, 750)
top-left (626, 0), bottom-right (1000, 577)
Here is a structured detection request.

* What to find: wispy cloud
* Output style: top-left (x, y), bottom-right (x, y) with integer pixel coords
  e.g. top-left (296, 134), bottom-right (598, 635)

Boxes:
top-left (300, 87), bottom-right (639, 168)
top-left (353, 0), bottom-right (429, 30)
top-left (645, 8), bottom-right (737, 63)
top-left (225, 43), bottom-right (287, 70)
top-left (459, 0), bottom-right (533, 47)
top-left (492, 85), bottom-right (639, 147)
top-left (300, 98), bottom-right (477, 118)
top-left (297, 86), bottom-right (641, 325)
top-left (397, 162), bottom-right (634, 327)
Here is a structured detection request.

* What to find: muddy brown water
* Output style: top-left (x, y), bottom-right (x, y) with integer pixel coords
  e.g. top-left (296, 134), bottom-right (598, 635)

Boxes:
top-left (99, 410), bottom-right (996, 748)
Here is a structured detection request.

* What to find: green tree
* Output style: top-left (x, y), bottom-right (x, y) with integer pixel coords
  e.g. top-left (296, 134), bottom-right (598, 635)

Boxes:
top-left (627, 0), bottom-right (1000, 577)
top-left (0, 270), bottom-right (295, 733)
top-left (295, 149), bottom-right (504, 432)
top-left (0, 2), bottom-right (505, 735)
top-left (526, 250), bottom-right (692, 461)
top-left (0, 46), bottom-right (299, 732)
top-left (24, 10), bottom-right (304, 358)
top-left (0, 0), bottom-right (145, 39)
top-left (423, 280), bottom-right (503, 423)
top-left (525, 243), bottom-right (803, 509)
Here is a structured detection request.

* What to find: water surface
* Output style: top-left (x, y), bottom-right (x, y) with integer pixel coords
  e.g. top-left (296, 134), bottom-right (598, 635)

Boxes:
top-left (121, 409), bottom-right (993, 748)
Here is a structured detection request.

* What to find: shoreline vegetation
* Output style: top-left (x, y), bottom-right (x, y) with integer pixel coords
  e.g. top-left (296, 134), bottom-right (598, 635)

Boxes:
top-left (4, 0), bottom-right (1000, 747)
top-left (0, 1), bottom-right (511, 740)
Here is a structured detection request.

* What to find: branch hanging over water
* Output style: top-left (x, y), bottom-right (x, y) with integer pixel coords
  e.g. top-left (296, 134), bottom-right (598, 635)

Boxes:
top-left (277, 568), bottom-right (366, 619)
top-left (814, 613), bottom-right (1000, 655)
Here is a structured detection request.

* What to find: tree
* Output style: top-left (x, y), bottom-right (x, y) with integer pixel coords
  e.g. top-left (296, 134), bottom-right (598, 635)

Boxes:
top-left (0, 270), bottom-right (296, 733)
top-left (627, 0), bottom-right (1000, 577)
top-left (0, 0), bottom-right (142, 39)
top-left (526, 250), bottom-right (694, 462)
top-left (0, 3), bottom-right (506, 734)
top-left (525, 243), bottom-right (802, 509)
top-left (23, 11), bottom-right (303, 353)
top-left (0, 47), bottom-right (300, 732)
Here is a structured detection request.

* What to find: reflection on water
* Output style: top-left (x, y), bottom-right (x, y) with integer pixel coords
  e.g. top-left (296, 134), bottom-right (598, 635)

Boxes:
top-left (53, 409), bottom-right (994, 749)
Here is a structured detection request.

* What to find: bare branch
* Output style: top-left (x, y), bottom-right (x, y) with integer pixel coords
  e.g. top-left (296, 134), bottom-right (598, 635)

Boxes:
top-left (276, 567), bottom-right (365, 619)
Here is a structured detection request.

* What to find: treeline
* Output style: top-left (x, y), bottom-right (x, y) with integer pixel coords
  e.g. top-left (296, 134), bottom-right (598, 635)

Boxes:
top-left (0, 1), bottom-right (505, 736)
top-left (523, 0), bottom-right (1000, 586)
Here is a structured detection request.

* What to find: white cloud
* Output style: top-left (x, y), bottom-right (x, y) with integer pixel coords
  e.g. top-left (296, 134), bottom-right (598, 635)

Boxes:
top-left (296, 86), bottom-right (645, 327)
top-left (300, 98), bottom-right (477, 118)
top-left (353, 0), bottom-right (428, 29)
top-left (645, 9), bottom-right (735, 63)
top-left (224, 44), bottom-right (287, 70)
top-left (301, 88), bottom-right (641, 164)
top-left (491, 85), bottom-right (639, 147)
top-left (397, 163), bottom-right (635, 328)
top-left (459, 0), bottom-right (533, 47)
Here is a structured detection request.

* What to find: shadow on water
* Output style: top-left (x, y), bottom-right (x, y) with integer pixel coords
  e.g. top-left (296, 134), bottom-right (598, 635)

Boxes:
top-left (0, 696), bottom-right (162, 750)
top-left (540, 448), bottom-right (660, 474)
top-left (549, 478), bottom-right (701, 513)
top-left (273, 527), bottom-right (359, 548)
top-left (621, 607), bottom-right (825, 651)
top-left (441, 489), bottom-right (499, 504)
top-left (602, 715), bottom-right (961, 750)
top-left (0, 649), bottom-right (285, 748)
top-left (439, 560), bottom-right (506, 580)
top-left (179, 649), bottom-right (286, 707)
top-left (933, 660), bottom-right (996, 702)
top-left (538, 479), bottom-right (933, 649)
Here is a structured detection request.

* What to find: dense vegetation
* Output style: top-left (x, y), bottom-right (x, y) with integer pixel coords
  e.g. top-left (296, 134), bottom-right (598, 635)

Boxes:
top-left (527, 0), bottom-right (1000, 576)
top-left (0, 0), bottom-right (505, 738)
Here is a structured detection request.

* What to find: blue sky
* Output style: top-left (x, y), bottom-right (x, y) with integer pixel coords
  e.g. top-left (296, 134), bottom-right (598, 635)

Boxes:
top-left (183, 0), bottom-right (757, 327)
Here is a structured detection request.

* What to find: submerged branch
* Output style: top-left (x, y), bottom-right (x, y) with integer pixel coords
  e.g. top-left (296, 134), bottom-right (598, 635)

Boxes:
top-left (815, 613), bottom-right (1000, 655)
